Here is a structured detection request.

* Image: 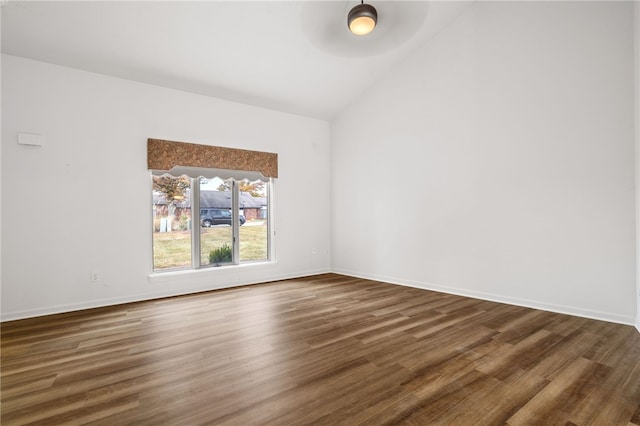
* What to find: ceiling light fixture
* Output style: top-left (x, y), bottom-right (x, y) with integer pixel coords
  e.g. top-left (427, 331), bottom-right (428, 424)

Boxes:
top-left (348, 1), bottom-right (377, 36)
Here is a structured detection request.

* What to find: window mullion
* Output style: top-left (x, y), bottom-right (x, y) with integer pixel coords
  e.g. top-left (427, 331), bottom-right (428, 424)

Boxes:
top-left (232, 180), bottom-right (240, 264)
top-left (267, 179), bottom-right (273, 261)
top-left (191, 178), bottom-right (201, 269)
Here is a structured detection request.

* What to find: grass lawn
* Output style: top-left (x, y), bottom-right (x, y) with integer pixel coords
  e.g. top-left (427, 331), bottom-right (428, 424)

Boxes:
top-left (153, 221), bottom-right (268, 270)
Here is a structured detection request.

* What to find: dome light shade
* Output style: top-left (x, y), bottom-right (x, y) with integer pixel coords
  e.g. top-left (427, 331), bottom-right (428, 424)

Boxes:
top-left (348, 2), bottom-right (377, 36)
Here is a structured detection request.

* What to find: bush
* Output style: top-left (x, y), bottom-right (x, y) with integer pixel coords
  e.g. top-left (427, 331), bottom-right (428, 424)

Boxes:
top-left (209, 243), bottom-right (232, 265)
top-left (179, 214), bottom-right (190, 231)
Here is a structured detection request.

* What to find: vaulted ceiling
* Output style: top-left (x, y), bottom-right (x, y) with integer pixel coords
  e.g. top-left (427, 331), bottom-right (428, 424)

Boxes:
top-left (2, 1), bottom-right (471, 120)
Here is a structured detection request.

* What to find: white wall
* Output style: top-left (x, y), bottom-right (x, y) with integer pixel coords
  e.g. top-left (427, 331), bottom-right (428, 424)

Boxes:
top-left (0, 7), bottom-right (3, 318)
top-left (332, 1), bottom-right (636, 324)
top-left (1, 55), bottom-right (331, 321)
top-left (636, 1), bottom-right (640, 331)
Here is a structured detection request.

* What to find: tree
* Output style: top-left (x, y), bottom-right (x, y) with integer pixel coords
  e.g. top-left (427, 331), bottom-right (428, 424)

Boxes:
top-left (153, 175), bottom-right (190, 201)
top-left (216, 180), bottom-right (265, 197)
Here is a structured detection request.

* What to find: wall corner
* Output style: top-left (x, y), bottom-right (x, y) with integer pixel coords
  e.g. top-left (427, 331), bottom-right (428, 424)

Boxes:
top-left (635, 0), bottom-right (640, 333)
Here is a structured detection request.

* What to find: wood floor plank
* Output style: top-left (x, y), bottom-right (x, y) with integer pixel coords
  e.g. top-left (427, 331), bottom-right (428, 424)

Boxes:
top-left (506, 356), bottom-right (610, 425)
top-left (2, 273), bottom-right (639, 425)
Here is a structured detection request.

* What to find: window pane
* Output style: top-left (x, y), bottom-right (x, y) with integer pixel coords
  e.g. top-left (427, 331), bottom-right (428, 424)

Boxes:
top-left (200, 178), bottom-right (234, 266)
top-left (239, 179), bottom-right (269, 262)
top-left (152, 175), bottom-right (192, 270)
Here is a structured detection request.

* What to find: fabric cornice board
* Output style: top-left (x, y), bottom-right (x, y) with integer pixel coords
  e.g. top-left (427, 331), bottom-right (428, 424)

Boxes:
top-left (147, 138), bottom-right (278, 179)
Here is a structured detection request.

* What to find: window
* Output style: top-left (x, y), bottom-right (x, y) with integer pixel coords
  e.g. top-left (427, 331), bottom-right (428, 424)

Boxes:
top-left (152, 173), bottom-right (271, 271)
top-left (147, 138), bottom-right (277, 272)
top-left (152, 174), bottom-right (192, 270)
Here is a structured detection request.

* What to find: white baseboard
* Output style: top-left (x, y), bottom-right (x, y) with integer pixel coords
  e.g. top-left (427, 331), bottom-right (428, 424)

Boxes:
top-left (0, 268), bottom-right (331, 322)
top-left (2, 267), bottom-right (635, 328)
top-left (332, 268), bottom-right (636, 326)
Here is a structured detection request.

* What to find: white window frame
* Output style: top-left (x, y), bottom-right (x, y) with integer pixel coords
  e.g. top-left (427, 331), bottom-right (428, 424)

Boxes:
top-left (151, 170), bottom-right (273, 272)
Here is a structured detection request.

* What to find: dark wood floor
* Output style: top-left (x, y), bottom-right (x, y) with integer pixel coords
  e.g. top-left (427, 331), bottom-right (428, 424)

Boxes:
top-left (2, 274), bottom-right (639, 425)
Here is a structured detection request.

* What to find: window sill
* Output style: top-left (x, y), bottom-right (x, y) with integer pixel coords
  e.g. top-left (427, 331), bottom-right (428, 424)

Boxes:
top-left (148, 260), bottom-right (276, 285)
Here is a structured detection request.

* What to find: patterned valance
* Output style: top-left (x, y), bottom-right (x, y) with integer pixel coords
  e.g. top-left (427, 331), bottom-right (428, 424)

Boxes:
top-left (147, 138), bottom-right (278, 178)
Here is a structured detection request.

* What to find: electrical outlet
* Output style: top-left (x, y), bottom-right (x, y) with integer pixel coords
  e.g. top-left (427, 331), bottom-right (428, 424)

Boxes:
top-left (91, 271), bottom-right (100, 282)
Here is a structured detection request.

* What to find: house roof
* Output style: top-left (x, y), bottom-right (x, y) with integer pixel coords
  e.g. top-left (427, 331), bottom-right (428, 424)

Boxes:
top-left (201, 191), bottom-right (264, 209)
top-left (153, 191), bottom-right (264, 209)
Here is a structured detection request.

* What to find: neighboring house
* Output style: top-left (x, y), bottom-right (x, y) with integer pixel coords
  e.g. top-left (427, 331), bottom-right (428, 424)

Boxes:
top-left (152, 194), bottom-right (190, 219)
top-left (200, 191), bottom-right (265, 220)
top-left (153, 191), bottom-right (265, 220)
top-left (250, 197), bottom-right (268, 220)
